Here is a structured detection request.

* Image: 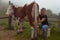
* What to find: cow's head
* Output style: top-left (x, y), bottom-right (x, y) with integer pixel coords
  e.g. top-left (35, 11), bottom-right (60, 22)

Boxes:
top-left (6, 3), bottom-right (14, 16)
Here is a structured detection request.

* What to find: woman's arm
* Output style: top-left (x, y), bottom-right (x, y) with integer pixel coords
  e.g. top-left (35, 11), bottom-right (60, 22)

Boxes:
top-left (40, 18), bottom-right (45, 23)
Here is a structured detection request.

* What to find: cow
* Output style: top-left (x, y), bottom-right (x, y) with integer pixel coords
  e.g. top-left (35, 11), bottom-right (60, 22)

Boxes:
top-left (6, 1), bottom-right (39, 40)
top-left (6, 3), bottom-right (27, 33)
top-left (25, 2), bottom-right (39, 40)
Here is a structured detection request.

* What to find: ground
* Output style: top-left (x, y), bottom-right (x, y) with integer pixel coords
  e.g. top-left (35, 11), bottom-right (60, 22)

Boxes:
top-left (0, 19), bottom-right (60, 40)
top-left (0, 26), bottom-right (16, 40)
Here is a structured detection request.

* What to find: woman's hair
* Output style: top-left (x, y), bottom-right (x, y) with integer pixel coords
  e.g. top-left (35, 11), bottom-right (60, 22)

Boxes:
top-left (41, 8), bottom-right (46, 11)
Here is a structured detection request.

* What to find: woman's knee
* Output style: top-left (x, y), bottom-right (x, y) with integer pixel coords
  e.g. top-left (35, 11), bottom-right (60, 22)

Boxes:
top-left (42, 25), bottom-right (48, 29)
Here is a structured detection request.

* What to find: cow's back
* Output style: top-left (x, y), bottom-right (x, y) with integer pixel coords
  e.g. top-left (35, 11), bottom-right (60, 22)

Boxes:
top-left (14, 7), bottom-right (26, 19)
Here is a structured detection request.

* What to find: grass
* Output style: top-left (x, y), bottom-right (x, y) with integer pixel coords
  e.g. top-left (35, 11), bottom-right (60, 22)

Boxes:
top-left (0, 19), bottom-right (60, 40)
top-left (0, 19), bottom-right (8, 27)
top-left (16, 22), bottom-right (60, 40)
top-left (16, 22), bottom-right (31, 40)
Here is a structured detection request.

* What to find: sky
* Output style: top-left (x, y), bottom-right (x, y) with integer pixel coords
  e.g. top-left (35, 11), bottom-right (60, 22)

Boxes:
top-left (1, 0), bottom-right (60, 14)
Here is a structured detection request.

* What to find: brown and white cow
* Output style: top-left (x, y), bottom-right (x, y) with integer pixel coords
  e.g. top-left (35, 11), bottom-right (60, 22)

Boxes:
top-left (6, 1), bottom-right (39, 40)
top-left (6, 3), bottom-right (27, 32)
top-left (25, 2), bottom-right (39, 40)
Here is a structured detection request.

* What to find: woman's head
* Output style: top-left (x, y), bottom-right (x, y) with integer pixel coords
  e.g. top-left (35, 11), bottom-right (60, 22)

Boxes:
top-left (40, 8), bottom-right (46, 15)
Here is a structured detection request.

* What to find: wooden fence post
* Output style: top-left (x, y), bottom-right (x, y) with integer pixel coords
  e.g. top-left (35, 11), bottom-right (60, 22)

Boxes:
top-left (8, 1), bottom-right (12, 30)
top-left (9, 1), bottom-right (11, 5)
top-left (8, 16), bottom-right (12, 30)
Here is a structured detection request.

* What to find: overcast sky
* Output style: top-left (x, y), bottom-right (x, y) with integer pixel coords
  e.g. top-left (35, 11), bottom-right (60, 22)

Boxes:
top-left (1, 0), bottom-right (60, 14)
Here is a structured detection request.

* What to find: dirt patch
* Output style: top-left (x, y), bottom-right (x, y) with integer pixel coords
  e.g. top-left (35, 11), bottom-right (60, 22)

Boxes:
top-left (0, 26), bottom-right (17, 40)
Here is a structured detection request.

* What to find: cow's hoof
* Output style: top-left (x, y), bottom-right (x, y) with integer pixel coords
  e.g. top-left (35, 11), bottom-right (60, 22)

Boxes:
top-left (31, 38), bottom-right (34, 40)
top-left (17, 31), bottom-right (22, 34)
top-left (34, 37), bottom-right (37, 40)
top-left (31, 38), bottom-right (37, 40)
top-left (17, 30), bottom-right (23, 34)
top-left (17, 32), bottom-right (20, 34)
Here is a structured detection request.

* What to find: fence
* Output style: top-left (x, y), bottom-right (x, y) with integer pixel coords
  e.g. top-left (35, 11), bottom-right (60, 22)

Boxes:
top-left (0, 16), bottom-right (12, 29)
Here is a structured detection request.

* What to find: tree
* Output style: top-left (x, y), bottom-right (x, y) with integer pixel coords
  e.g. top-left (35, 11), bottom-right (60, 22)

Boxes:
top-left (46, 9), bottom-right (53, 17)
top-left (46, 9), bottom-right (58, 18)
top-left (58, 13), bottom-right (60, 26)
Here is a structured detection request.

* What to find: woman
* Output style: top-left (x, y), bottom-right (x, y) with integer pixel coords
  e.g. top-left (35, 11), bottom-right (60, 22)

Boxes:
top-left (38, 8), bottom-right (49, 40)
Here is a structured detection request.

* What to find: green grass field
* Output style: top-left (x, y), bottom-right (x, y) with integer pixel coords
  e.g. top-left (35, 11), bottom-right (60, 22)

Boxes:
top-left (16, 22), bottom-right (60, 40)
top-left (0, 19), bottom-right (60, 40)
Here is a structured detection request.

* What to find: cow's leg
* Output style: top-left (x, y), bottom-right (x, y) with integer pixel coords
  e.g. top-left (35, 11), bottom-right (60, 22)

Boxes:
top-left (12, 18), bottom-right (17, 30)
top-left (31, 27), bottom-right (37, 40)
top-left (17, 19), bottom-right (23, 33)
top-left (31, 27), bottom-right (34, 39)
top-left (17, 21), bottom-right (23, 33)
